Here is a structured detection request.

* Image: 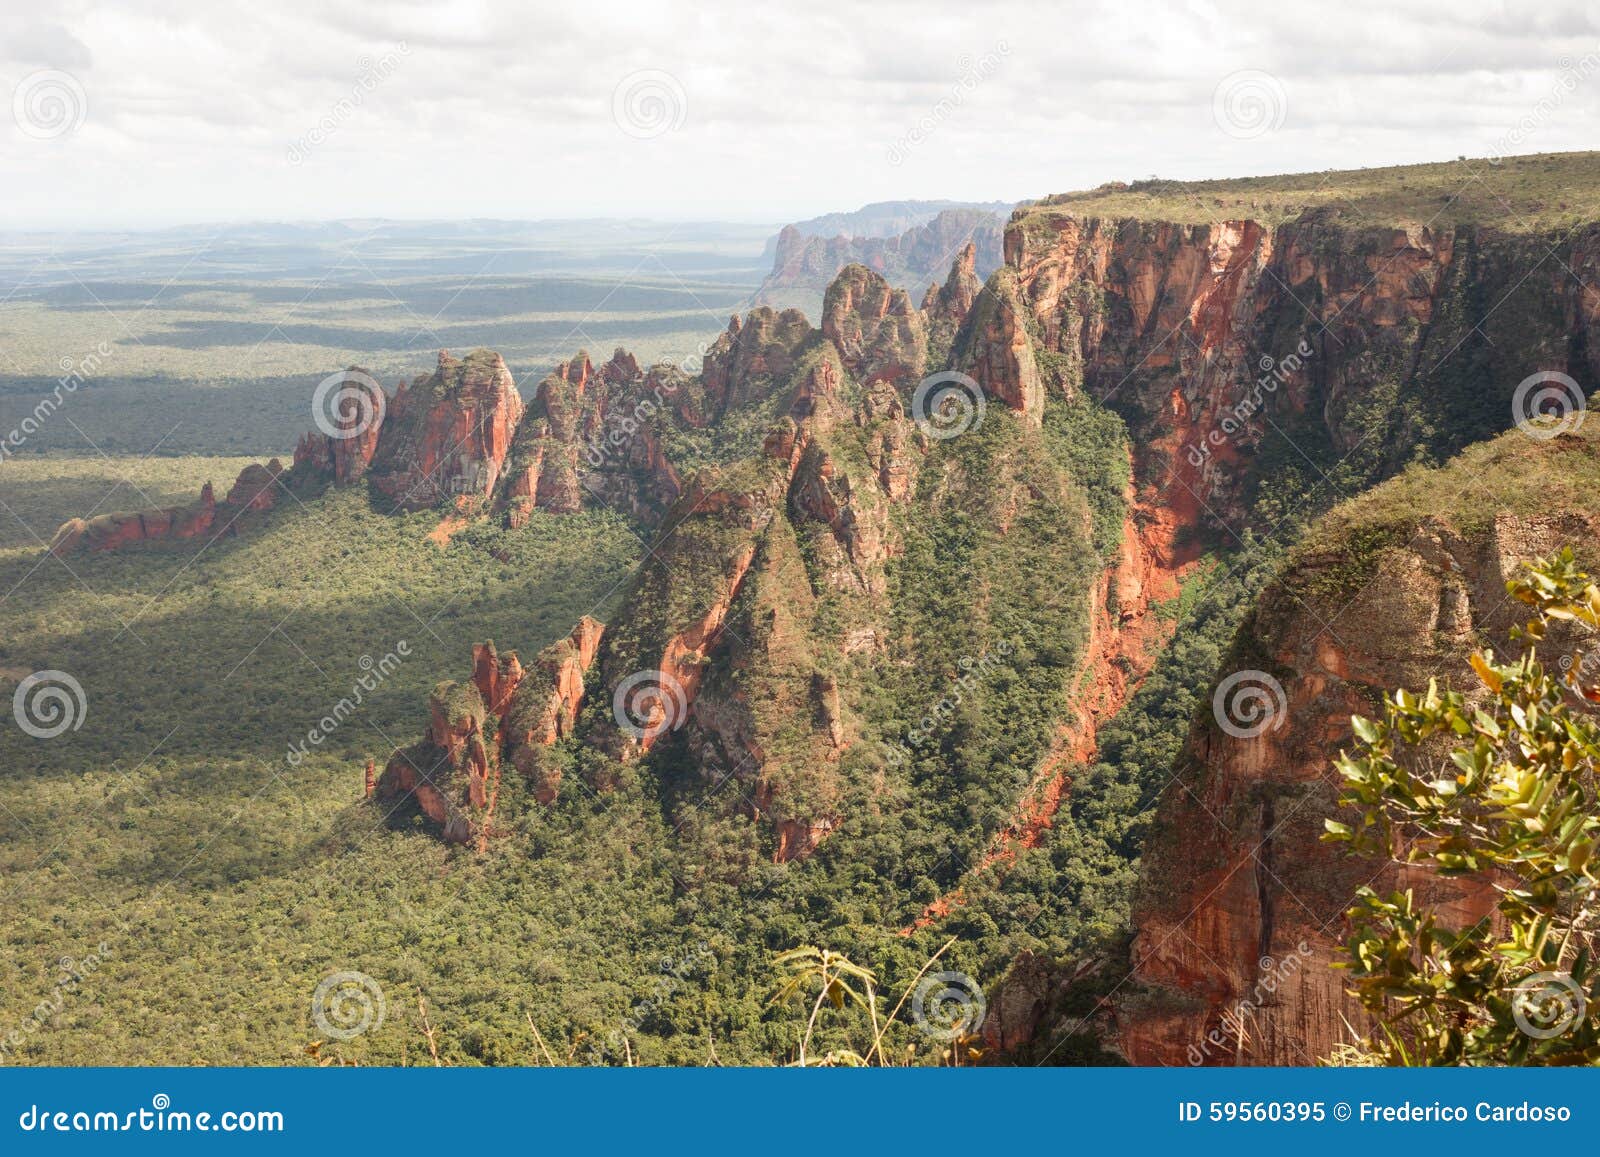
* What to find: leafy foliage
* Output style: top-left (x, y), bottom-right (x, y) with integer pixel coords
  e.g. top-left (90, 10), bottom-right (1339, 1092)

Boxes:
top-left (1325, 549), bottom-right (1600, 1065)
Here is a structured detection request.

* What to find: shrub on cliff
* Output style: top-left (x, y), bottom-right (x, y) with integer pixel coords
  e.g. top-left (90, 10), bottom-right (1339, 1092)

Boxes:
top-left (1325, 548), bottom-right (1600, 1065)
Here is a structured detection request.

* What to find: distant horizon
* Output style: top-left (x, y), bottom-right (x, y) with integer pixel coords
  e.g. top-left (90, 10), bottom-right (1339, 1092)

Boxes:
top-left (9, 146), bottom-right (1600, 236)
top-left (7, 0), bottom-right (1597, 230)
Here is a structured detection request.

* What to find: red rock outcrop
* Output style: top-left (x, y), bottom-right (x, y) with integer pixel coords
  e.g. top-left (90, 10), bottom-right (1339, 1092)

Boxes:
top-left (376, 681), bottom-right (490, 845)
top-left (497, 349), bottom-right (685, 526)
top-left (369, 349), bottom-right (524, 511)
top-left (470, 641), bottom-right (524, 715)
top-left (376, 618), bottom-right (605, 844)
top-left (49, 460), bottom-right (287, 554)
top-left (922, 240), bottom-right (984, 366)
top-left (821, 263), bottom-right (926, 386)
top-left (952, 267), bottom-right (1045, 422)
top-left (224, 459), bottom-right (285, 511)
top-left (502, 617), bottom-right (605, 752)
top-left (1120, 462), bottom-right (1600, 1065)
top-left (292, 367), bottom-right (387, 484)
top-left (699, 308), bottom-right (814, 418)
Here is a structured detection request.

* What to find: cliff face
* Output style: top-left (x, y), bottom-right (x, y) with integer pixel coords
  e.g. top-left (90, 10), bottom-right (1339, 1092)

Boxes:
top-left (1122, 431), bottom-right (1600, 1065)
top-left (756, 208), bottom-right (1007, 313)
top-left (498, 349), bottom-right (684, 524)
top-left (369, 349), bottom-right (524, 512)
top-left (48, 459), bottom-right (287, 555)
top-left (1006, 207), bottom-right (1600, 533)
top-left (973, 194), bottom-right (1600, 1063)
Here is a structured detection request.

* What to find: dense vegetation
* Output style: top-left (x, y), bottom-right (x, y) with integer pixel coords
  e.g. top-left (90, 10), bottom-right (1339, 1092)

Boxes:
top-left (5, 158), bottom-right (1595, 1066)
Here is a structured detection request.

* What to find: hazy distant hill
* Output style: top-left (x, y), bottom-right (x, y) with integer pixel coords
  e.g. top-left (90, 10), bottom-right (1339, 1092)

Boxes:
top-left (760, 199), bottom-right (1012, 252)
top-left (755, 205), bottom-right (1012, 313)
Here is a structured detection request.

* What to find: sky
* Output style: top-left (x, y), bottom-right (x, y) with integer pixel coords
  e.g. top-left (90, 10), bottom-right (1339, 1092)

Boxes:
top-left (2, 0), bottom-right (1598, 229)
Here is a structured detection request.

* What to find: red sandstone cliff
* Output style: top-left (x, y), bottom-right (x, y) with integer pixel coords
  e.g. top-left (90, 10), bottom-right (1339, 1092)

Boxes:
top-left (375, 617), bottom-right (605, 844)
top-left (1005, 205), bottom-right (1600, 531)
top-left (1121, 488), bottom-right (1600, 1065)
top-left (48, 459), bottom-right (287, 555)
top-left (958, 199), bottom-right (1600, 1062)
top-left (368, 349), bottom-right (524, 511)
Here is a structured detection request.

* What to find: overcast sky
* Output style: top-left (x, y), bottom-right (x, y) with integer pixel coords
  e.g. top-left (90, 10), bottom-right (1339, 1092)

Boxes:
top-left (3, 0), bottom-right (1598, 229)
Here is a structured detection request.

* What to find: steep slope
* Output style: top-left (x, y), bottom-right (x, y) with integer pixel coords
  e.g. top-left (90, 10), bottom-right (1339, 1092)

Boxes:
top-left (1123, 425), bottom-right (1600, 1065)
top-left (957, 153), bottom-right (1600, 1061)
top-left (367, 349), bottom-right (524, 511)
top-left (374, 257), bottom-right (1117, 866)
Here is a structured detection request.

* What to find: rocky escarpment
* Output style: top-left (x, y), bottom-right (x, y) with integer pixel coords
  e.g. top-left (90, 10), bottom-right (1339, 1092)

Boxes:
top-left (375, 617), bottom-right (605, 847)
top-left (1120, 427), bottom-right (1600, 1065)
top-left (756, 208), bottom-right (1007, 314)
top-left (48, 459), bottom-right (287, 555)
top-left (1006, 202), bottom-right (1600, 538)
top-left (375, 250), bottom-right (1112, 857)
top-left (959, 164), bottom-right (1600, 1062)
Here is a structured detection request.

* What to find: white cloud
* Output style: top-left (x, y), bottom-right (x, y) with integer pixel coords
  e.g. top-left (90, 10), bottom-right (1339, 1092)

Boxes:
top-left (1, 0), bottom-right (1597, 228)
